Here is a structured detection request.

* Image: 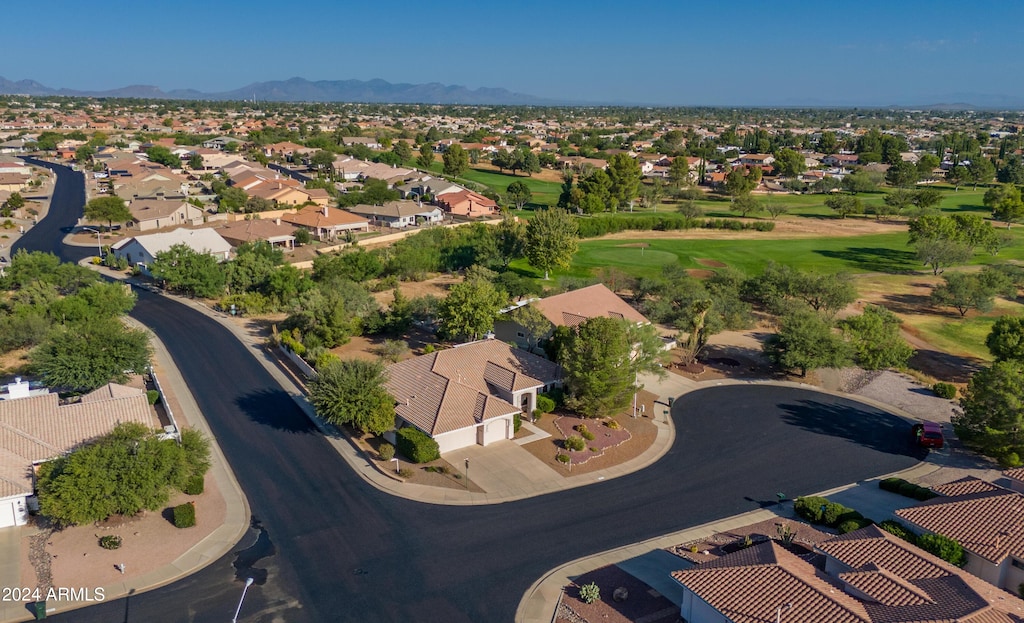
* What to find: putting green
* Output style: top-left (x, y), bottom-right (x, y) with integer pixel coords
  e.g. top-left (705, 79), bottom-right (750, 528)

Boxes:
top-left (586, 246), bottom-right (678, 268)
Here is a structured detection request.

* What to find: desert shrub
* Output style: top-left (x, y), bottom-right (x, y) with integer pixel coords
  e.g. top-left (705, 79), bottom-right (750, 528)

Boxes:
top-left (422, 343), bottom-right (435, 354)
top-left (579, 582), bottom-right (600, 604)
top-left (932, 382), bottom-right (957, 399)
top-left (917, 533), bottom-right (966, 567)
top-left (536, 394), bottom-right (556, 413)
top-left (513, 413), bottom-right (522, 433)
top-left (556, 453), bottom-right (570, 463)
top-left (564, 435), bottom-right (586, 451)
top-left (183, 474), bottom-right (205, 495)
top-left (396, 427), bottom-right (440, 463)
top-left (173, 502), bottom-right (196, 528)
top-left (999, 452), bottom-right (1022, 469)
top-left (794, 496), bottom-right (830, 523)
top-left (378, 442), bottom-right (395, 461)
top-left (398, 468), bottom-right (414, 478)
top-left (146, 390), bottom-right (161, 405)
top-left (99, 535), bottom-right (122, 549)
top-left (532, 409), bottom-right (542, 422)
top-left (879, 520), bottom-right (917, 544)
top-left (822, 502), bottom-right (847, 527)
top-left (576, 424), bottom-right (595, 440)
top-left (837, 518), bottom-right (874, 534)
top-left (605, 419), bottom-right (621, 430)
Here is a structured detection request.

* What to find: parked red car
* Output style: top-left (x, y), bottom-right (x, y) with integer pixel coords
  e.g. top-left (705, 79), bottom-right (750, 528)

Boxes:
top-left (912, 421), bottom-right (944, 449)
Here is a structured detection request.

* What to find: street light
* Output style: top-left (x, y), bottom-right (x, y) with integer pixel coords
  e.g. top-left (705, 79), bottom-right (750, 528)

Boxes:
top-left (81, 226), bottom-right (102, 258)
top-left (464, 458), bottom-right (469, 490)
top-left (232, 577), bottom-right (254, 623)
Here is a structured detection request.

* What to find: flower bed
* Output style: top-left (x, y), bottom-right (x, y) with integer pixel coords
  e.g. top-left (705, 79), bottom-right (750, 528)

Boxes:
top-left (554, 415), bottom-right (631, 466)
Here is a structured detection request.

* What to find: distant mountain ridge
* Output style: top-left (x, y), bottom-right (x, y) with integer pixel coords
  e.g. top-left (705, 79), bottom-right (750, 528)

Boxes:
top-left (0, 76), bottom-right (554, 105)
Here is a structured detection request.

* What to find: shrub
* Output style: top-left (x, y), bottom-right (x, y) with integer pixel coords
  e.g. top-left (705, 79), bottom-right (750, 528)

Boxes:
top-left (378, 442), bottom-right (395, 461)
top-left (822, 502), bottom-right (847, 527)
top-left (932, 382), bottom-right (957, 399)
top-left (513, 413), bottom-right (522, 433)
top-left (99, 535), bottom-right (122, 550)
top-left (536, 394), bottom-right (556, 413)
top-left (879, 520), bottom-right (917, 545)
top-left (911, 485), bottom-right (937, 501)
top-left (879, 477), bottom-right (903, 493)
top-left (146, 390), bottom-right (161, 405)
top-left (422, 343), bottom-right (435, 354)
top-left (172, 502), bottom-right (196, 528)
top-left (579, 582), bottom-right (600, 604)
top-left (999, 452), bottom-right (1022, 469)
top-left (396, 427), bottom-right (440, 463)
top-left (542, 388), bottom-right (565, 407)
top-left (886, 477), bottom-right (937, 501)
top-left (182, 474), bottom-right (205, 495)
top-left (532, 409), bottom-right (542, 422)
top-left (564, 435), bottom-right (586, 451)
top-left (398, 468), bottom-right (414, 478)
top-left (837, 518), bottom-right (874, 534)
top-left (556, 453), bottom-right (570, 463)
top-left (605, 419), bottom-right (621, 430)
top-left (576, 424), bottom-right (595, 440)
top-left (917, 533), bottom-right (966, 567)
top-left (794, 496), bottom-right (830, 523)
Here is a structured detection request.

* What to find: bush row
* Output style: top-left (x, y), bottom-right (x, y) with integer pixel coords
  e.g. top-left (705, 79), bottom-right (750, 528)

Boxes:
top-left (879, 520), bottom-right (966, 567)
top-left (574, 214), bottom-right (775, 238)
top-left (879, 477), bottom-right (936, 501)
top-left (793, 496), bottom-right (873, 533)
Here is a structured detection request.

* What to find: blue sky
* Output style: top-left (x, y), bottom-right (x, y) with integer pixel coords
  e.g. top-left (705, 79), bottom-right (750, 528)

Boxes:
top-left (4, 0), bottom-right (1023, 106)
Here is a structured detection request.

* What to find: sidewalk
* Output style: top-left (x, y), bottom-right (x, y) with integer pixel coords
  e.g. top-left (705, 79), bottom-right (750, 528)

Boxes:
top-left (0, 314), bottom-right (251, 623)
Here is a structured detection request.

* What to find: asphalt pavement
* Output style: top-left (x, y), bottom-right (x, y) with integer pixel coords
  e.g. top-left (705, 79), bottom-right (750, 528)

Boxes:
top-left (12, 161), bottom-right (925, 622)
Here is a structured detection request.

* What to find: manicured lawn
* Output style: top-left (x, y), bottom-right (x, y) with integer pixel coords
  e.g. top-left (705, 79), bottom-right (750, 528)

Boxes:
top-left (423, 162), bottom-right (562, 206)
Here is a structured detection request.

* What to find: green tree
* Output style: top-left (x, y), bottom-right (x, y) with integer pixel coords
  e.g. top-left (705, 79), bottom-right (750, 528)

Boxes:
top-left (437, 278), bottom-right (507, 341)
top-left (763, 309), bottom-right (851, 377)
top-left (149, 243), bottom-right (227, 298)
top-left (984, 183), bottom-right (1024, 228)
top-left (75, 144), bottom-right (94, 164)
top-left (667, 157), bottom-right (691, 188)
top-left (308, 358), bottom-right (395, 435)
top-left (607, 153), bottom-right (642, 209)
top-left (310, 150), bottom-right (335, 174)
top-left (967, 158), bottom-right (995, 190)
top-left (908, 213), bottom-right (997, 274)
top-left (773, 148), bottom-right (806, 177)
top-left (442, 144), bottom-right (469, 177)
top-left (29, 317), bottom-right (152, 392)
top-left (509, 304), bottom-right (553, 352)
top-left (494, 215), bottom-right (527, 269)
top-left (145, 145), bottom-right (179, 168)
top-left (731, 194), bottom-right (760, 217)
top-left (36, 423), bottom-right (210, 527)
top-left (560, 317), bottom-right (635, 417)
top-left (84, 195), bottom-right (132, 230)
top-left (4, 191), bottom-right (25, 210)
top-left (945, 165), bottom-right (969, 191)
top-left (824, 194), bottom-right (863, 218)
top-left (505, 180), bottom-right (532, 209)
top-left (987, 316), bottom-right (1024, 362)
top-left (931, 270), bottom-right (1011, 317)
top-left (417, 143), bottom-right (435, 169)
top-left (841, 171), bottom-right (880, 194)
top-left (393, 140), bottom-right (413, 163)
top-left (840, 305), bottom-right (914, 370)
top-left (187, 153), bottom-right (204, 169)
top-left (791, 272), bottom-right (857, 316)
top-left (955, 360), bottom-right (1024, 466)
top-left (886, 160), bottom-right (919, 188)
top-left (525, 208), bottom-right (579, 279)
top-left (724, 166), bottom-right (757, 199)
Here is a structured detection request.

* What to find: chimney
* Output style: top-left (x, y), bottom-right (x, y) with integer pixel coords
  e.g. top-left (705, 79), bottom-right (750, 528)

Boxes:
top-left (275, 218), bottom-right (281, 226)
top-left (323, 205), bottom-right (329, 217)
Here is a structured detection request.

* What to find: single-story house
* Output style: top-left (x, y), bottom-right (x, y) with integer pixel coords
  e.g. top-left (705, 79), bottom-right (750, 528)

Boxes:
top-left (494, 283), bottom-right (650, 350)
top-left (674, 524), bottom-right (1024, 623)
top-left (0, 380), bottom-right (162, 529)
top-left (895, 476), bottom-right (1024, 594)
top-left (434, 189), bottom-right (499, 218)
top-left (216, 218), bottom-right (297, 249)
top-left (0, 173), bottom-right (28, 192)
top-left (346, 201), bottom-right (443, 229)
top-left (201, 136), bottom-right (244, 151)
top-left (386, 339), bottom-right (562, 454)
top-left (111, 228), bottom-right (233, 272)
top-left (280, 205), bottom-right (369, 241)
top-left (128, 199), bottom-right (204, 232)
top-left (822, 153), bottom-right (860, 167)
top-left (737, 153), bottom-right (775, 167)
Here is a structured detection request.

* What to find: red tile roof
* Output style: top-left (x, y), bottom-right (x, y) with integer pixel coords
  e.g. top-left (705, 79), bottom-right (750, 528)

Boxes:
top-left (532, 283), bottom-right (648, 328)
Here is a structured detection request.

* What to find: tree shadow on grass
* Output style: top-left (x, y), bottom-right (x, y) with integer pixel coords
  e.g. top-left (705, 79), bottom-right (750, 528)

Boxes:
top-left (880, 291), bottom-right (936, 316)
top-left (778, 398), bottom-right (928, 459)
top-left (814, 247), bottom-right (918, 273)
top-left (235, 388), bottom-right (317, 435)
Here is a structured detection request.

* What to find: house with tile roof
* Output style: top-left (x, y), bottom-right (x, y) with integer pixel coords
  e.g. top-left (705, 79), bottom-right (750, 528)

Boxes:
top-left (111, 228), bottom-right (233, 272)
top-left (128, 199), bottom-right (204, 232)
top-left (346, 201), bottom-right (444, 229)
top-left (673, 525), bottom-right (1024, 623)
top-left (280, 205), bottom-right (369, 240)
top-left (0, 382), bottom-right (162, 529)
top-left (215, 218), bottom-right (297, 249)
top-left (895, 476), bottom-right (1024, 594)
top-left (493, 283), bottom-right (650, 351)
top-left (434, 188), bottom-right (499, 219)
top-left (385, 339), bottom-right (562, 454)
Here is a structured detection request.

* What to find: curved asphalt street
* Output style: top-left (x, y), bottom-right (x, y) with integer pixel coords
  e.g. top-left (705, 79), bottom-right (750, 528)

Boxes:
top-left (14, 160), bottom-right (924, 622)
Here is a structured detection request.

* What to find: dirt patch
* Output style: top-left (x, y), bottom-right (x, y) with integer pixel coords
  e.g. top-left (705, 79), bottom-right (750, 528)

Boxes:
top-left (553, 415), bottom-right (632, 465)
top-left (686, 268), bottom-right (715, 279)
top-left (521, 391), bottom-right (659, 476)
top-left (695, 258), bottom-right (727, 268)
top-left (372, 274), bottom-right (461, 306)
top-left (0, 347), bottom-right (31, 376)
top-left (353, 431), bottom-right (485, 492)
top-left (557, 564), bottom-right (678, 623)
top-left (599, 216), bottom-right (906, 241)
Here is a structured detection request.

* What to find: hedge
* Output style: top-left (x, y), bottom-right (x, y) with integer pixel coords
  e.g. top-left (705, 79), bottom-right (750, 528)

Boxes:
top-left (396, 427), bottom-right (440, 463)
top-left (879, 519), bottom-right (917, 544)
top-left (917, 533), bottom-right (967, 567)
top-left (146, 390), bottom-right (161, 405)
top-left (182, 474), bottom-right (205, 495)
top-left (794, 495), bottom-right (874, 531)
top-left (173, 502), bottom-right (196, 528)
top-left (574, 214), bottom-right (775, 238)
top-left (879, 477), bottom-right (935, 501)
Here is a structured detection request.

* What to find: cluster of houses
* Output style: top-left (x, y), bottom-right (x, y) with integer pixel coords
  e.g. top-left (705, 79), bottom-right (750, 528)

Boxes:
top-left (672, 470), bottom-right (1024, 623)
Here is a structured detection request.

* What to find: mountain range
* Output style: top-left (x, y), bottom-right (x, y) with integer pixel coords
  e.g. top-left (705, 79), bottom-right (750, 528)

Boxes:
top-left (0, 76), bottom-right (554, 105)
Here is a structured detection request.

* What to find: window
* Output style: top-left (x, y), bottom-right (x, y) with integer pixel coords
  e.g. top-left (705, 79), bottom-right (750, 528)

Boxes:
top-left (516, 331), bottom-right (525, 338)
top-left (1013, 558), bottom-right (1024, 570)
